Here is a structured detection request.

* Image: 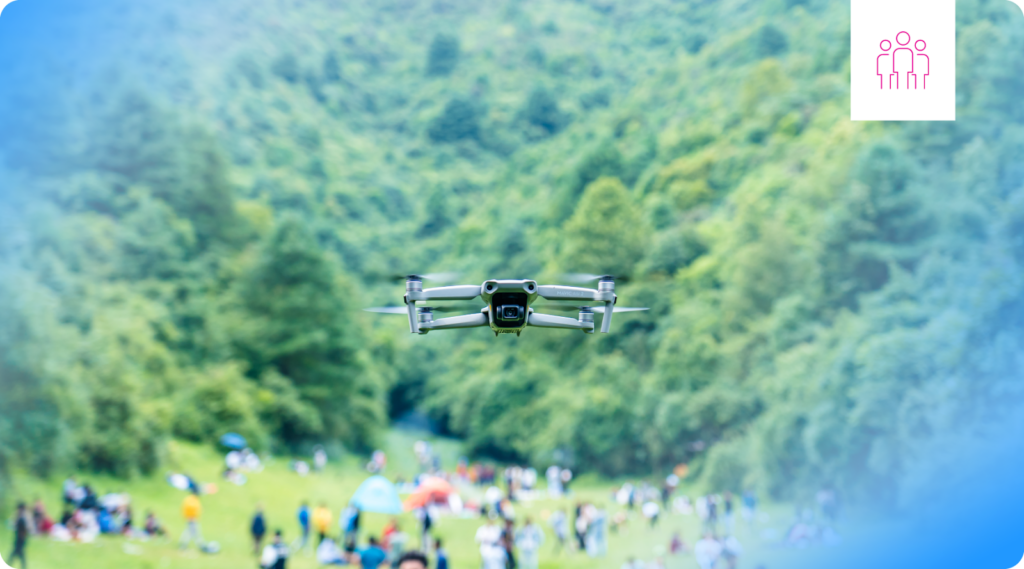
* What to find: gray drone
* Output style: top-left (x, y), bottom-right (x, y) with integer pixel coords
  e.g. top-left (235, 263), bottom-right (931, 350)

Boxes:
top-left (366, 274), bottom-right (647, 336)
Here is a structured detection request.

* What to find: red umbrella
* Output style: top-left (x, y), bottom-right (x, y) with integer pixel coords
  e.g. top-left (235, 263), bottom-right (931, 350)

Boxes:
top-left (403, 477), bottom-right (456, 510)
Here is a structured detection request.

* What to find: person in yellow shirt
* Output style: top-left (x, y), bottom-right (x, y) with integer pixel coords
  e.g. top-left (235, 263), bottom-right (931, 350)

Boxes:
top-left (179, 492), bottom-right (203, 550)
top-left (312, 502), bottom-right (332, 545)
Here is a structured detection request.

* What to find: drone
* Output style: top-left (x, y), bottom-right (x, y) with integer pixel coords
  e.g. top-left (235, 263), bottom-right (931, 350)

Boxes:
top-left (366, 274), bottom-right (647, 336)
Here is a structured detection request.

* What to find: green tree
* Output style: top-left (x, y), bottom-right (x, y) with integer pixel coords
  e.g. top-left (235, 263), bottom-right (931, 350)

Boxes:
top-left (323, 51), bottom-right (341, 82)
top-left (427, 98), bottom-right (480, 143)
top-left (426, 33), bottom-right (460, 76)
top-left (524, 86), bottom-right (565, 135)
top-left (755, 24), bottom-right (788, 57)
top-left (272, 53), bottom-right (301, 83)
top-left (560, 177), bottom-right (646, 276)
top-left (234, 215), bottom-right (383, 448)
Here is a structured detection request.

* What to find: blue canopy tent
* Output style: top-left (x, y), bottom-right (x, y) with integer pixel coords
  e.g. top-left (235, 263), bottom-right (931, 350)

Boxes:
top-left (220, 432), bottom-right (247, 450)
top-left (350, 475), bottom-right (403, 514)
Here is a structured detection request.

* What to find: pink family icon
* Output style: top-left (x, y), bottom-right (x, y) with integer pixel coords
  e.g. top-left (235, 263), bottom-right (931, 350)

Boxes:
top-left (877, 32), bottom-right (929, 90)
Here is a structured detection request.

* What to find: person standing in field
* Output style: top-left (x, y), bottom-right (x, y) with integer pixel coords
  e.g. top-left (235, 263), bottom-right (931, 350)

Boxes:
top-left (434, 537), bottom-right (449, 569)
top-left (501, 518), bottom-right (517, 569)
top-left (515, 516), bottom-right (545, 569)
top-left (8, 502), bottom-right (29, 568)
top-left (251, 504), bottom-right (267, 554)
top-left (723, 492), bottom-right (735, 536)
top-left (342, 505), bottom-right (361, 552)
top-left (313, 502), bottom-right (333, 545)
top-left (296, 501), bottom-right (311, 551)
top-left (179, 491), bottom-right (203, 550)
top-left (548, 508), bottom-right (567, 553)
top-left (694, 532), bottom-right (722, 569)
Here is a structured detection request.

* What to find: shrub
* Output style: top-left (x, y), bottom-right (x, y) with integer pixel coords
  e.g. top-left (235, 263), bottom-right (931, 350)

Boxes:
top-left (272, 53), bottom-right (301, 83)
top-left (427, 98), bottom-right (480, 143)
top-left (426, 33), bottom-right (460, 76)
top-left (755, 24), bottom-right (789, 57)
top-left (323, 51), bottom-right (341, 82)
top-left (524, 86), bottom-right (565, 135)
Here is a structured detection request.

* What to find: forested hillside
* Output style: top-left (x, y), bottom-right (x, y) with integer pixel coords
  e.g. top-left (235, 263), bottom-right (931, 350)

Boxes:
top-left (3, 0), bottom-right (1024, 507)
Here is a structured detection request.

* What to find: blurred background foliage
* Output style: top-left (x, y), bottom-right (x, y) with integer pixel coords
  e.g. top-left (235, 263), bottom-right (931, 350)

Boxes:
top-left (2, 0), bottom-right (1024, 509)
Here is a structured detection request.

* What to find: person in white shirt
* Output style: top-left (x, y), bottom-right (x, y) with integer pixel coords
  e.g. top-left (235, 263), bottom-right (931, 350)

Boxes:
top-left (548, 509), bottom-right (568, 553)
top-left (721, 534), bottom-right (743, 569)
top-left (476, 517), bottom-right (504, 569)
top-left (515, 517), bottom-right (545, 569)
top-left (642, 501), bottom-right (660, 528)
top-left (694, 532), bottom-right (723, 569)
top-left (546, 466), bottom-right (562, 497)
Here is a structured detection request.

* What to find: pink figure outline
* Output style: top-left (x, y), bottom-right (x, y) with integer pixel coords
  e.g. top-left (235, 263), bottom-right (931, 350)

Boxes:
top-left (913, 39), bottom-right (929, 89)
top-left (877, 39), bottom-right (892, 89)
top-left (891, 31), bottom-right (914, 90)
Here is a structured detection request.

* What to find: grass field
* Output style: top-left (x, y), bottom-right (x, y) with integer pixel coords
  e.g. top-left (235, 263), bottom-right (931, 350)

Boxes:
top-left (0, 429), bottom-right (843, 569)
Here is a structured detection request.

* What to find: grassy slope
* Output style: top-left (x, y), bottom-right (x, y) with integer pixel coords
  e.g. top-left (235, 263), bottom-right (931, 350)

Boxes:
top-left (2, 430), bottom-right (843, 569)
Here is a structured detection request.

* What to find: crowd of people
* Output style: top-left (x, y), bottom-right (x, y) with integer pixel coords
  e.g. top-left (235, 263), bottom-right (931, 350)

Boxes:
top-left (259, 504), bottom-right (450, 569)
top-left (3, 475), bottom-right (174, 567)
top-left (6, 439), bottom-right (847, 569)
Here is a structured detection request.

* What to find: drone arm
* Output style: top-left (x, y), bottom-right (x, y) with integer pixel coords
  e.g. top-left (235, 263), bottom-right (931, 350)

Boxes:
top-left (409, 285), bottom-right (483, 301)
top-left (527, 312), bottom-right (595, 332)
top-left (600, 301), bottom-right (614, 333)
top-left (406, 298), bottom-right (418, 334)
top-left (419, 312), bottom-right (490, 331)
top-left (535, 285), bottom-right (613, 302)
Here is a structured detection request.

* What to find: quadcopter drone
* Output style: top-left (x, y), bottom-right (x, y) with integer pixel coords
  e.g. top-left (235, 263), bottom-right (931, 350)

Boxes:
top-left (366, 274), bottom-right (647, 336)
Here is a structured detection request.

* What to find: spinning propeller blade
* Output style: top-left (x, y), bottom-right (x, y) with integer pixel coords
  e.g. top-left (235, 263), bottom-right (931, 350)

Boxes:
top-left (560, 273), bottom-right (631, 284)
top-left (365, 304), bottom-right (482, 315)
top-left (398, 272), bottom-right (460, 283)
top-left (535, 305), bottom-right (648, 314)
top-left (364, 307), bottom-right (407, 314)
top-left (594, 306), bottom-right (648, 313)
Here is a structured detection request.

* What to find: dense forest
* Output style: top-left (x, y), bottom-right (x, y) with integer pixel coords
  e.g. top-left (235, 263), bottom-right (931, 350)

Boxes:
top-left (3, 0), bottom-right (1024, 509)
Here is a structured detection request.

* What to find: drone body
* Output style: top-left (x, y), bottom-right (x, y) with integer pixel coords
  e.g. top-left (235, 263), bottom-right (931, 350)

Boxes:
top-left (367, 275), bottom-right (646, 336)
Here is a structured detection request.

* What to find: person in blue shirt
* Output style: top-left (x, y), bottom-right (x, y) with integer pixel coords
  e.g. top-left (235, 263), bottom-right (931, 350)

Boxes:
top-left (434, 538), bottom-right (448, 569)
top-left (251, 505), bottom-right (267, 555)
top-left (357, 535), bottom-right (388, 569)
top-left (297, 502), bottom-right (311, 551)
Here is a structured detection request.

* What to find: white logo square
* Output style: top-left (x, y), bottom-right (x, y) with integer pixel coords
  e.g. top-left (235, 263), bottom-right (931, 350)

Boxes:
top-left (850, 0), bottom-right (956, 121)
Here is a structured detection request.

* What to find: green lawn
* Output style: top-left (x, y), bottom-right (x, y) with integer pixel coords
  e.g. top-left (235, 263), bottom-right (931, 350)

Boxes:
top-left (1, 430), bottom-right (836, 569)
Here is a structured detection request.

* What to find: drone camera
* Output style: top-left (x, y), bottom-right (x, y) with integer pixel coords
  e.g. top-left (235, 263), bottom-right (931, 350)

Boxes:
top-left (498, 305), bottom-right (522, 321)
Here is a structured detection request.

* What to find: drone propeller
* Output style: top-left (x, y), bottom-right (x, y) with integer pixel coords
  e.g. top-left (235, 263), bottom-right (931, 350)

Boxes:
top-left (398, 272), bottom-right (460, 283)
top-left (364, 304), bottom-right (482, 315)
top-left (535, 304), bottom-right (648, 314)
top-left (560, 273), bottom-right (632, 284)
top-left (364, 307), bottom-right (408, 314)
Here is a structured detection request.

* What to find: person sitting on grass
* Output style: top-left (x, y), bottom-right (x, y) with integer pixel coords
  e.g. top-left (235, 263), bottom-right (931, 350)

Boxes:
top-left (260, 530), bottom-right (289, 569)
top-left (144, 510), bottom-right (166, 537)
top-left (316, 537), bottom-right (346, 565)
top-left (396, 550), bottom-right (429, 569)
